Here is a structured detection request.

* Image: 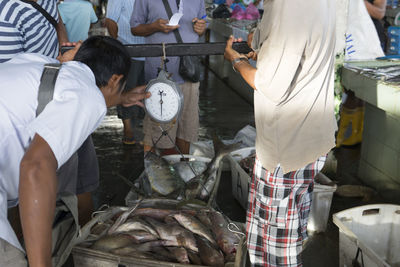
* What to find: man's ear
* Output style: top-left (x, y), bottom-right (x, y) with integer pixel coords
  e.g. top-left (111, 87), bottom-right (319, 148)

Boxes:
top-left (108, 74), bottom-right (124, 92)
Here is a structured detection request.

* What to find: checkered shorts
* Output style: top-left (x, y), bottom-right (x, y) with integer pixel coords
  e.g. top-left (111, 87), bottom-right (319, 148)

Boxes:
top-left (246, 156), bottom-right (326, 267)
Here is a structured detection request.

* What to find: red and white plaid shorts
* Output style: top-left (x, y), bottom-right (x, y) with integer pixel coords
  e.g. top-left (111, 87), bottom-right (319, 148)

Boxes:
top-left (246, 156), bottom-right (326, 267)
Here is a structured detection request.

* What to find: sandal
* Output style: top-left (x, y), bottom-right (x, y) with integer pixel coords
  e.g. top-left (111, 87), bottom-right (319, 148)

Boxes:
top-left (122, 137), bottom-right (143, 146)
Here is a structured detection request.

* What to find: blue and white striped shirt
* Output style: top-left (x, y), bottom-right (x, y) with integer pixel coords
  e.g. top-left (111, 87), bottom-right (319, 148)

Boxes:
top-left (0, 0), bottom-right (59, 63)
top-left (106, 0), bottom-right (144, 61)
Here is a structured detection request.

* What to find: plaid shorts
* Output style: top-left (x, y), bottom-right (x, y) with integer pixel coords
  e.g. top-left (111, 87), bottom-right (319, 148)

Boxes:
top-left (246, 156), bottom-right (326, 267)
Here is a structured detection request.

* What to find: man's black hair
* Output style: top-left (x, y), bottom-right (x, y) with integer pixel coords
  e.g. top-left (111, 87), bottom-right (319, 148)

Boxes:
top-left (74, 36), bottom-right (131, 92)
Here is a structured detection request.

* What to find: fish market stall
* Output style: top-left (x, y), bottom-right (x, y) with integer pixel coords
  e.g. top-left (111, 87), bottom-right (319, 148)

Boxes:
top-left (341, 61), bottom-right (400, 198)
top-left (72, 200), bottom-right (248, 267)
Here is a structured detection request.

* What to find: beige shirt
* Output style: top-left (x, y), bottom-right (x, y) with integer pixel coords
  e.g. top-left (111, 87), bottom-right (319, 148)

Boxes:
top-left (253, 0), bottom-right (337, 173)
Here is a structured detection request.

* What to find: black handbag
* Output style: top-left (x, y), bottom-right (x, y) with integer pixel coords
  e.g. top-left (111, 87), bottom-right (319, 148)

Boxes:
top-left (161, 0), bottom-right (203, 83)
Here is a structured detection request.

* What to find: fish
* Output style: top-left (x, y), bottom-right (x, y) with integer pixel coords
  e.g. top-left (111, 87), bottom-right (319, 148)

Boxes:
top-left (113, 218), bottom-right (159, 237)
top-left (111, 240), bottom-right (169, 255)
top-left (172, 160), bottom-right (208, 183)
top-left (196, 210), bottom-right (213, 229)
top-left (335, 185), bottom-right (376, 201)
top-left (172, 212), bottom-right (216, 245)
top-left (196, 236), bottom-right (225, 267)
top-left (151, 246), bottom-right (178, 262)
top-left (145, 217), bottom-right (198, 252)
top-left (186, 134), bottom-right (241, 200)
top-left (209, 211), bottom-right (240, 257)
top-left (108, 201), bottom-right (142, 235)
top-left (131, 208), bottom-right (196, 221)
top-left (239, 153), bottom-right (256, 175)
top-left (123, 230), bottom-right (159, 243)
top-left (167, 247), bottom-right (190, 264)
top-left (144, 151), bottom-right (185, 196)
top-left (91, 234), bottom-right (135, 252)
top-left (187, 250), bottom-right (202, 265)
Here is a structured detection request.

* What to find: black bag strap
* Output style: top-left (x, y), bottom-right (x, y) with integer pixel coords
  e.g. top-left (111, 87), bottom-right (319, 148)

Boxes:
top-left (19, 0), bottom-right (58, 29)
top-left (36, 63), bottom-right (62, 117)
top-left (352, 247), bottom-right (365, 267)
top-left (161, 0), bottom-right (184, 44)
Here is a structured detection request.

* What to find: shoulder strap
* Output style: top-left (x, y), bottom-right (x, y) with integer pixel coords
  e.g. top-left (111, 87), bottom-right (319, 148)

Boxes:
top-left (36, 63), bottom-right (62, 117)
top-left (19, 0), bottom-right (58, 29)
top-left (161, 0), bottom-right (183, 44)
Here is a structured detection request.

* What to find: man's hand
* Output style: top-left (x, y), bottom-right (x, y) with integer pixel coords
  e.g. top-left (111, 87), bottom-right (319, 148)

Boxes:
top-left (224, 35), bottom-right (243, 62)
top-left (152, 19), bottom-right (179, 33)
top-left (57, 42), bottom-right (82, 63)
top-left (246, 32), bottom-right (258, 60)
top-left (121, 85), bottom-right (151, 108)
top-left (192, 18), bottom-right (207, 36)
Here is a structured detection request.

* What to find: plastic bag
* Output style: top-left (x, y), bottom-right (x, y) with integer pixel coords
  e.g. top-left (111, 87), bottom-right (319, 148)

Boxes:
top-left (345, 0), bottom-right (384, 60)
top-left (245, 3), bottom-right (260, 20)
top-left (231, 5), bottom-right (246, 20)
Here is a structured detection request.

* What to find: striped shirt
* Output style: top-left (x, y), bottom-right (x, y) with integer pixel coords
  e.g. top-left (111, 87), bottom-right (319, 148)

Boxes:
top-left (0, 0), bottom-right (59, 63)
top-left (106, 0), bottom-right (144, 61)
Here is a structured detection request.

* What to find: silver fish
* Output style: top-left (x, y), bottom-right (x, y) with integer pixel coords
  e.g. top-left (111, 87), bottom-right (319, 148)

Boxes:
top-left (145, 217), bottom-right (198, 252)
top-left (172, 160), bottom-right (208, 183)
top-left (172, 212), bottom-right (216, 245)
top-left (91, 234), bottom-right (134, 252)
top-left (144, 152), bottom-right (185, 196)
top-left (186, 134), bottom-right (241, 200)
top-left (114, 218), bottom-right (159, 237)
top-left (196, 236), bottom-right (225, 267)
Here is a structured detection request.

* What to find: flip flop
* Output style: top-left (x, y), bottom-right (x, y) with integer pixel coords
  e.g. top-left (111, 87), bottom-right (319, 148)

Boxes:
top-left (122, 137), bottom-right (143, 146)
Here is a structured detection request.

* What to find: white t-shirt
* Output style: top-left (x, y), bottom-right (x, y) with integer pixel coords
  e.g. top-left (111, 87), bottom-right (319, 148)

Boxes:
top-left (0, 53), bottom-right (107, 251)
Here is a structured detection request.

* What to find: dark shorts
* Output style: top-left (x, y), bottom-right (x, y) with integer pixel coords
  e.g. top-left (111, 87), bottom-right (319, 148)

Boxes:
top-left (57, 136), bottom-right (99, 195)
top-left (117, 59), bottom-right (145, 121)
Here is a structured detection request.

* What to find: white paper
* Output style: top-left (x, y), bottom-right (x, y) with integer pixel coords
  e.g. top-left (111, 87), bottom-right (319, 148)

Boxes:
top-left (167, 13), bottom-right (183, 26)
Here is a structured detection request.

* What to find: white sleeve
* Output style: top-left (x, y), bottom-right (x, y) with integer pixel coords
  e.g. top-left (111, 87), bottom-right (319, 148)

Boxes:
top-left (27, 65), bottom-right (106, 168)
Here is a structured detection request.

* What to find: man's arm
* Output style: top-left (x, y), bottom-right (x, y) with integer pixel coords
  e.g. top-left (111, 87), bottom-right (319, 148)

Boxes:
top-left (224, 36), bottom-right (257, 90)
top-left (364, 0), bottom-right (386, 20)
top-left (131, 19), bottom-right (179, 36)
top-left (56, 13), bottom-right (69, 44)
top-left (19, 134), bottom-right (58, 267)
top-left (105, 18), bottom-right (118, 39)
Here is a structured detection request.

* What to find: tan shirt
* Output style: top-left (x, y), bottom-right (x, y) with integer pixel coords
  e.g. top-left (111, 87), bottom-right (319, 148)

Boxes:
top-left (253, 0), bottom-right (337, 173)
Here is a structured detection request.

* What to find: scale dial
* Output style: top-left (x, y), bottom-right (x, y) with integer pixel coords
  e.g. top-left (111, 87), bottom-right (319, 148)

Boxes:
top-left (144, 70), bottom-right (183, 123)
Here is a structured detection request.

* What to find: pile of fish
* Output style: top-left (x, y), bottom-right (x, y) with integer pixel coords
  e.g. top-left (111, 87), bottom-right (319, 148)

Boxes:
top-left (85, 201), bottom-right (244, 266)
top-left (346, 64), bottom-right (400, 83)
top-left (137, 135), bottom-right (240, 202)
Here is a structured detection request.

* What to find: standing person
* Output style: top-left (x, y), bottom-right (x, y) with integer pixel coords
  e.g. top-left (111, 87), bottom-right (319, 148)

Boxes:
top-left (224, 0), bottom-right (336, 266)
top-left (58, 0), bottom-right (98, 42)
top-left (0, 0), bottom-right (69, 63)
top-left (105, 0), bottom-right (146, 145)
top-left (131, 0), bottom-right (207, 155)
top-left (0, 36), bottom-right (148, 267)
top-left (365, 0), bottom-right (387, 50)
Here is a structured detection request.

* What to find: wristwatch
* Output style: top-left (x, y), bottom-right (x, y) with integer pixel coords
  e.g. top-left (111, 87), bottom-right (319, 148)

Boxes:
top-left (231, 57), bottom-right (249, 72)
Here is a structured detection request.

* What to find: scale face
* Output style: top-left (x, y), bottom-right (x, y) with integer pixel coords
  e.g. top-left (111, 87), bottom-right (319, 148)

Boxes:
top-left (144, 70), bottom-right (183, 123)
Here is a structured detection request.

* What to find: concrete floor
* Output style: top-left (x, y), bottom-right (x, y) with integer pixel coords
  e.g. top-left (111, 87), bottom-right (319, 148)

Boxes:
top-left (81, 65), bottom-right (399, 266)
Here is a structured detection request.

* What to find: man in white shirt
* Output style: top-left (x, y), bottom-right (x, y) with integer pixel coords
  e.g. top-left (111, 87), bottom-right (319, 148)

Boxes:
top-left (0, 36), bottom-right (148, 267)
top-left (224, 0), bottom-right (336, 266)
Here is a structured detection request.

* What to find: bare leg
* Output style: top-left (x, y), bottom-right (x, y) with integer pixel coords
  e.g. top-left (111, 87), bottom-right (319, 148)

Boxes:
top-left (122, 119), bottom-right (134, 140)
top-left (77, 192), bottom-right (94, 226)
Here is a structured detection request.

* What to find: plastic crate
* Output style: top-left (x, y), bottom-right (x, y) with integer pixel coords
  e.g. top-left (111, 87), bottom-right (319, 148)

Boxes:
top-left (228, 147), bottom-right (337, 233)
top-left (333, 204), bottom-right (400, 267)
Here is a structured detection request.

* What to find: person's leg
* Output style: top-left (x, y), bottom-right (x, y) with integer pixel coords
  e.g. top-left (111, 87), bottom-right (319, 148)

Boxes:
top-left (75, 137), bottom-right (99, 226)
top-left (0, 238), bottom-right (27, 267)
top-left (119, 60), bottom-right (145, 144)
top-left (176, 82), bottom-right (200, 155)
top-left (143, 114), bottom-right (178, 153)
top-left (246, 156), bottom-right (326, 267)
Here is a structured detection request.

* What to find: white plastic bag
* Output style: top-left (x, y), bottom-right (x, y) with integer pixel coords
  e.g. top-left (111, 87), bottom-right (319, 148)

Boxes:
top-left (345, 0), bottom-right (384, 60)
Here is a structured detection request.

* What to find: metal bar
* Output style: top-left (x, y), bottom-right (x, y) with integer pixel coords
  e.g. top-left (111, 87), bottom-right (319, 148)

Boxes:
top-left (61, 42), bottom-right (252, 57)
